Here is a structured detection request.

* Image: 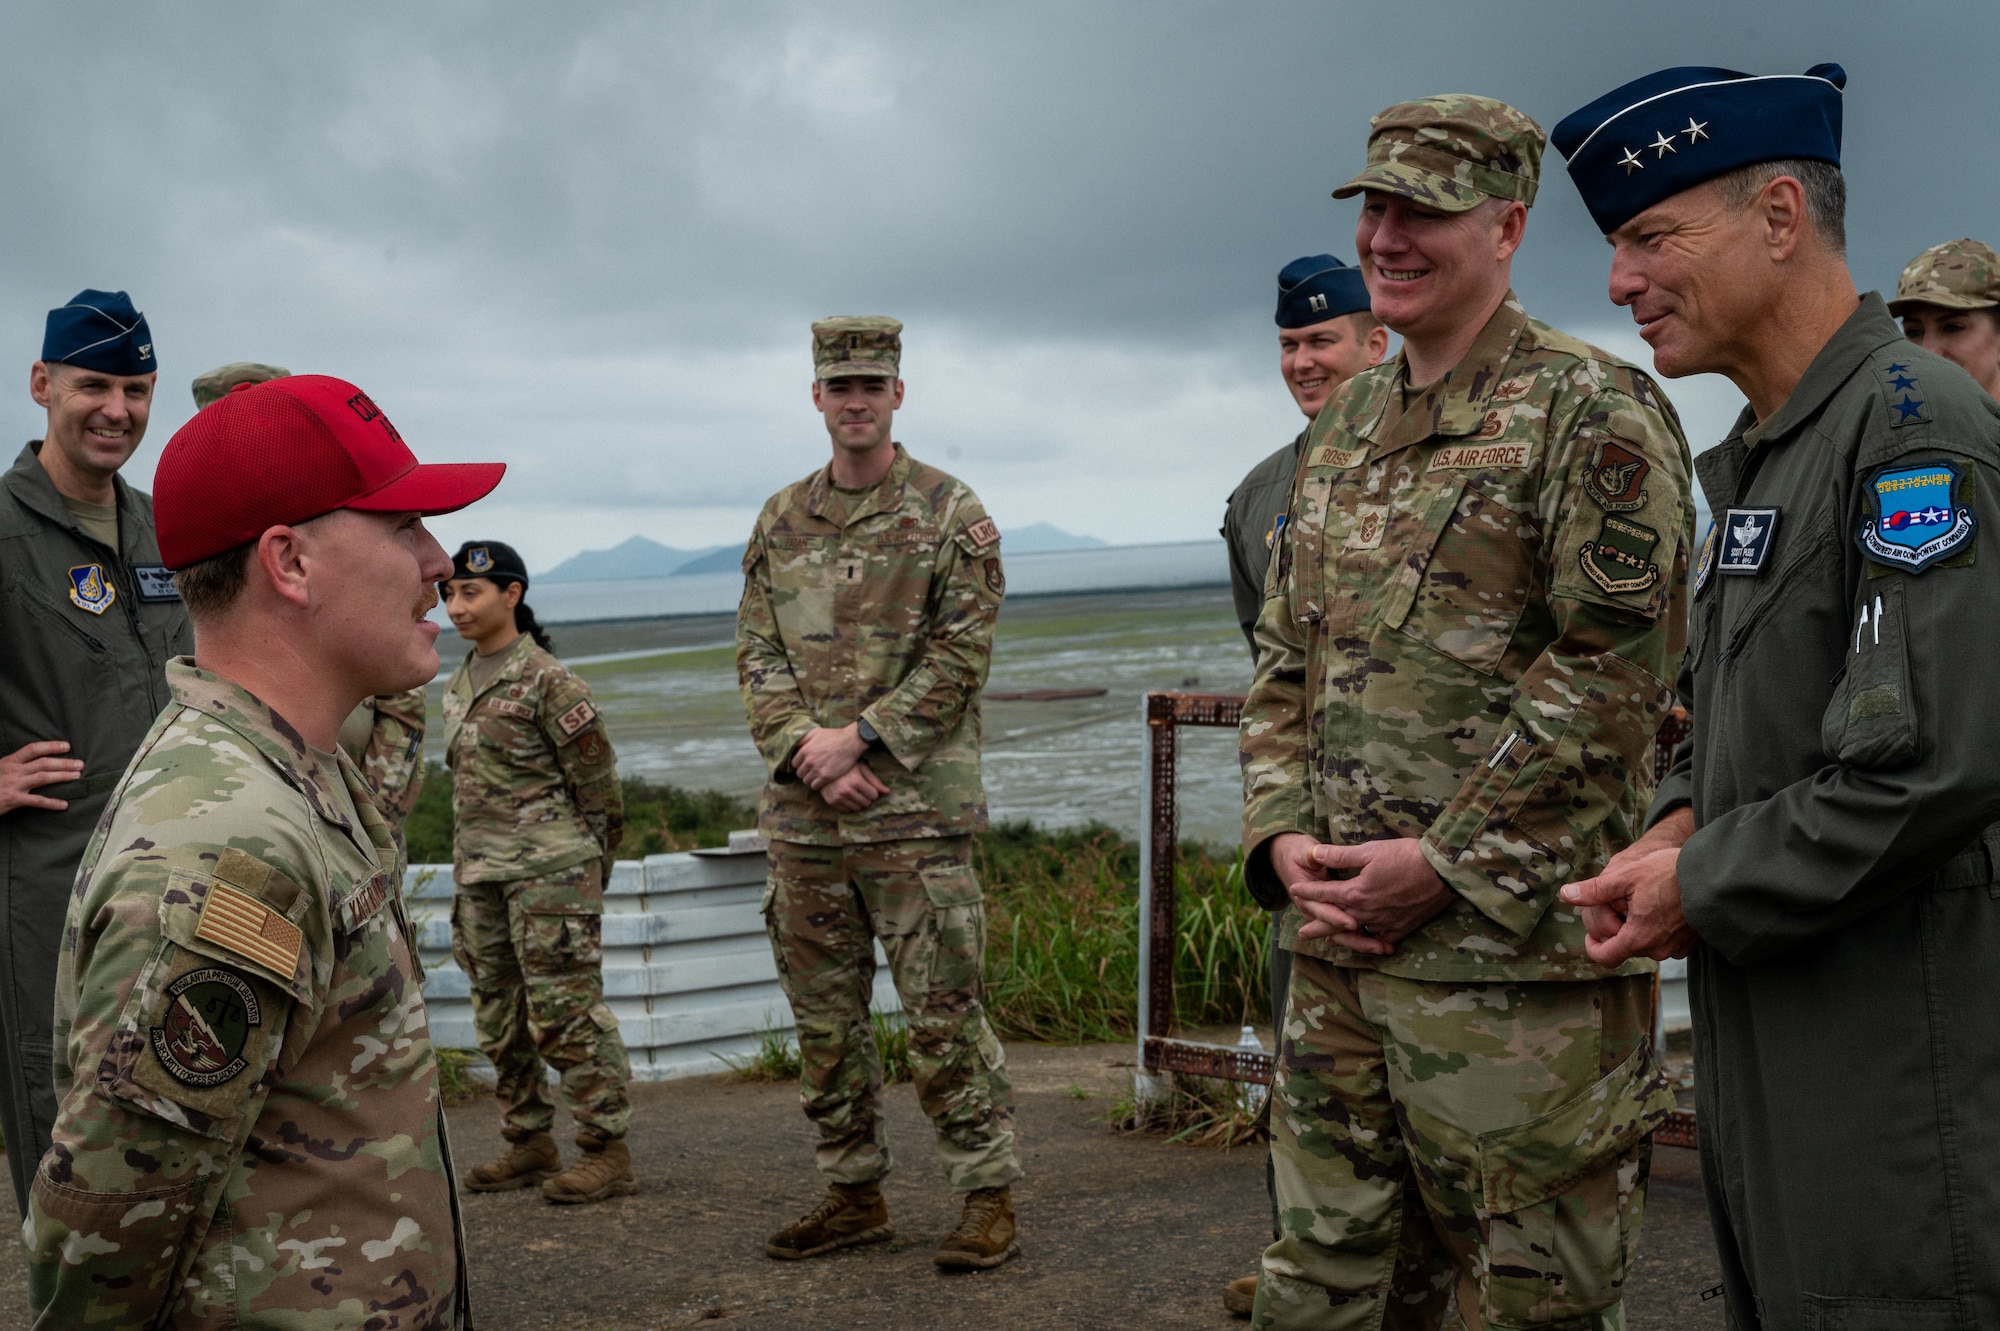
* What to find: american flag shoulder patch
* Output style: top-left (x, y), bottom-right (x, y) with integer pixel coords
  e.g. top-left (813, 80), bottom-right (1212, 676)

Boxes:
top-left (194, 883), bottom-right (304, 980)
top-left (555, 698), bottom-right (599, 738)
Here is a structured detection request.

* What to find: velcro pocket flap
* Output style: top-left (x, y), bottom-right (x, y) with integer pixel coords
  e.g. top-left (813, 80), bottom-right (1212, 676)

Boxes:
top-left (1478, 1045), bottom-right (1676, 1215)
top-left (919, 862), bottom-right (984, 908)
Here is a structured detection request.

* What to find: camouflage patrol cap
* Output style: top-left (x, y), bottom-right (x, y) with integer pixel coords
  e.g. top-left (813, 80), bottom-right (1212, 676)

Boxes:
top-left (191, 362), bottom-right (291, 410)
top-left (812, 316), bottom-right (902, 380)
top-left (1889, 239), bottom-right (2000, 315)
top-left (1333, 95), bottom-right (1544, 212)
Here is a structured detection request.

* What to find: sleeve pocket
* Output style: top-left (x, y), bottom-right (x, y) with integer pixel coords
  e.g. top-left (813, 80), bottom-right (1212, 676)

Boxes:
top-left (1476, 1045), bottom-right (1676, 1325)
top-left (1820, 577), bottom-right (1920, 769)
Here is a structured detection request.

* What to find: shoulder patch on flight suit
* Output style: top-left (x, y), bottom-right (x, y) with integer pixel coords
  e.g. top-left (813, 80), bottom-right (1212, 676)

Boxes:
top-left (1578, 515), bottom-right (1662, 594)
top-left (554, 698), bottom-right (599, 738)
top-left (1717, 507), bottom-right (1780, 576)
top-left (67, 563), bottom-right (116, 614)
top-left (1858, 459), bottom-right (1976, 572)
top-left (1880, 360), bottom-right (1930, 427)
top-left (1582, 438), bottom-right (1651, 512)
top-left (149, 965), bottom-right (262, 1089)
top-left (1693, 520), bottom-right (1717, 598)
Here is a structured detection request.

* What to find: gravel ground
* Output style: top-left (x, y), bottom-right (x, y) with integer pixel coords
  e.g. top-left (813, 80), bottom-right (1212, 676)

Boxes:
top-left (0, 1043), bottom-right (1726, 1329)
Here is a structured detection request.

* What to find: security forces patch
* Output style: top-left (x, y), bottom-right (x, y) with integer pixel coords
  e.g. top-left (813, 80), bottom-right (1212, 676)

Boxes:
top-left (1584, 438), bottom-right (1651, 512)
top-left (465, 546), bottom-right (495, 574)
top-left (1717, 508), bottom-right (1780, 576)
top-left (150, 966), bottom-right (261, 1088)
top-left (67, 563), bottom-right (116, 614)
top-left (1693, 520), bottom-right (1718, 598)
top-left (1859, 460), bottom-right (1975, 572)
top-left (1579, 515), bottom-right (1661, 594)
top-left (133, 564), bottom-right (181, 602)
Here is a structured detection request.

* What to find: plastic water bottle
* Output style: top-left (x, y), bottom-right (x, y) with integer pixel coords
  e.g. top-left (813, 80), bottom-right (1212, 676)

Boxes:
top-left (1238, 1025), bottom-right (1268, 1113)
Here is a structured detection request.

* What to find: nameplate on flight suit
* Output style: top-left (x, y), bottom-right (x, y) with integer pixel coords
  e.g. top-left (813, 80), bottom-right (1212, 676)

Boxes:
top-left (133, 565), bottom-right (182, 602)
top-left (1429, 442), bottom-right (1531, 471)
top-left (1313, 445), bottom-right (1367, 469)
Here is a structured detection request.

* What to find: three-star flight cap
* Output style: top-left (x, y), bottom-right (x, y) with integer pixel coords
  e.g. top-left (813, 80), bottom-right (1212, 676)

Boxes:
top-left (1553, 64), bottom-right (1846, 234)
top-left (154, 374), bottom-right (505, 568)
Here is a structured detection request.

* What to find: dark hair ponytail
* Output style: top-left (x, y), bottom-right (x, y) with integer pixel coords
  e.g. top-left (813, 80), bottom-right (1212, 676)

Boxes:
top-left (512, 593), bottom-right (555, 654)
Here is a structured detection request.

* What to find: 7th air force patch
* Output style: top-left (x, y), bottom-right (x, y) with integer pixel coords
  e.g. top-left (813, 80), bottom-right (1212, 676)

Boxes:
top-left (1860, 460), bottom-right (1976, 571)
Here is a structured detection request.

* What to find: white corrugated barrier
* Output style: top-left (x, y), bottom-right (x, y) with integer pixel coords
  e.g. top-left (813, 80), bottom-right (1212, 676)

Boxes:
top-left (404, 844), bottom-right (900, 1082)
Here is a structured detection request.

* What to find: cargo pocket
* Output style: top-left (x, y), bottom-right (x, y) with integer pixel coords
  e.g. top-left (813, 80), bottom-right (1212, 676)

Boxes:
top-left (588, 1002), bottom-right (620, 1034)
top-left (1820, 577), bottom-right (1919, 769)
top-left (522, 914), bottom-right (602, 976)
top-left (1800, 1293), bottom-right (1959, 1330)
top-left (1478, 1045), bottom-right (1675, 1326)
top-left (919, 861), bottom-right (986, 995)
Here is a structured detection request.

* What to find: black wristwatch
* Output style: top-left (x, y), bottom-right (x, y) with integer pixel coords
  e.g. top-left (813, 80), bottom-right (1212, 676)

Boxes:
top-left (856, 718), bottom-right (882, 748)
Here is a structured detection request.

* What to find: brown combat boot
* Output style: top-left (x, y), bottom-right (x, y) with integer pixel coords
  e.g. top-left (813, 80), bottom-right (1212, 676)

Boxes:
top-left (1224, 1273), bottom-right (1258, 1316)
top-left (933, 1185), bottom-right (1019, 1270)
top-left (541, 1130), bottom-right (637, 1205)
top-left (765, 1180), bottom-right (894, 1260)
top-left (461, 1126), bottom-right (561, 1193)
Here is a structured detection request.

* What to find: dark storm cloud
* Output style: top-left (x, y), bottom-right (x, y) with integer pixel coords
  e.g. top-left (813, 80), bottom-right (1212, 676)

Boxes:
top-left (1, 2), bottom-right (1993, 565)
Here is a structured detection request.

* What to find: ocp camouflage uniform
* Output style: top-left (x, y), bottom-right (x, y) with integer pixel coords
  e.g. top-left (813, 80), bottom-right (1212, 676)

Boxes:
top-left (1242, 270), bottom-right (1692, 1323)
top-left (24, 658), bottom-right (467, 1328)
top-left (738, 439), bottom-right (1019, 1192)
top-left (442, 632), bottom-right (630, 1141)
top-left (338, 685), bottom-right (428, 857)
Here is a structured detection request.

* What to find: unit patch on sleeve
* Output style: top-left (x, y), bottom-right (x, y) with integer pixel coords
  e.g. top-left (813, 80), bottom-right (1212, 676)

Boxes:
top-left (133, 564), bottom-right (182, 602)
top-left (983, 557), bottom-right (1005, 595)
top-left (1693, 520), bottom-right (1718, 598)
top-left (67, 563), bottom-right (117, 614)
top-left (1859, 460), bottom-right (1975, 572)
top-left (1583, 438), bottom-right (1651, 512)
top-left (963, 517), bottom-right (1000, 550)
top-left (555, 698), bottom-right (600, 738)
top-left (1579, 515), bottom-right (1662, 594)
top-left (1718, 507), bottom-right (1781, 576)
top-left (150, 965), bottom-right (261, 1088)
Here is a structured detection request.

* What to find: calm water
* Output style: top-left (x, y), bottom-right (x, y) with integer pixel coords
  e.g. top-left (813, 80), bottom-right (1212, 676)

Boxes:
top-left (427, 585), bottom-right (1254, 845)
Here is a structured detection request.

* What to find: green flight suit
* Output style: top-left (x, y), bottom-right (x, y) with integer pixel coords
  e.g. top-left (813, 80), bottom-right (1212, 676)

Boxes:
top-left (1653, 294), bottom-right (2000, 1329)
top-left (0, 441), bottom-right (190, 1218)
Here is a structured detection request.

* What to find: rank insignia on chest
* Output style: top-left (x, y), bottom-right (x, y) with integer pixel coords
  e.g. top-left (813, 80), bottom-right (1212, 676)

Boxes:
top-left (1579, 515), bottom-right (1661, 594)
top-left (1693, 520), bottom-right (1718, 597)
top-left (1859, 460), bottom-right (1975, 572)
top-left (1717, 507), bottom-right (1780, 576)
top-left (67, 562), bottom-right (117, 614)
top-left (465, 545), bottom-right (495, 573)
top-left (1584, 438), bottom-right (1651, 512)
top-left (150, 966), bottom-right (261, 1088)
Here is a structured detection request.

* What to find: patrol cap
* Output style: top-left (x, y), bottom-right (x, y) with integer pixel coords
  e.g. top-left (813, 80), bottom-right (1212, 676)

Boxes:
top-left (192, 362), bottom-right (291, 410)
top-left (812, 316), bottom-right (901, 380)
top-left (452, 539), bottom-right (529, 587)
top-left (1276, 255), bottom-right (1371, 328)
top-left (42, 289), bottom-right (156, 376)
top-left (1889, 239), bottom-right (2000, 316)
top-left (1332, 95), bottom-right (1544, 212)
top-left (1554, 64), bottom-right (1846, 234)
top-left (154, 374), bottom-right (505, 569)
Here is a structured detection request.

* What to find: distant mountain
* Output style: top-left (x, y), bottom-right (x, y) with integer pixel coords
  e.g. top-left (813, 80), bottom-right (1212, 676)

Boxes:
top-left (671, 544), bottom-right (748, 577)
top-left (537, 536), bottom-right (731, 583)
top-left (1006, 522), bottom-right (1105, 553)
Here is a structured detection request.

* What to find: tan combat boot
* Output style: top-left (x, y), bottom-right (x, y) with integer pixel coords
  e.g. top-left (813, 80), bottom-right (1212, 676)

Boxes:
top-left (461, 1126), bottom-right (561, 1193)
top-left (1224, 1273), bottom-right (1258, 1316)
top-left (541, 1130), bottom-right (637, 1204)
top-left (765, 1180), bottom-right (894, 1260)
top-left (933, 1185), bottom-right (1020, 1270)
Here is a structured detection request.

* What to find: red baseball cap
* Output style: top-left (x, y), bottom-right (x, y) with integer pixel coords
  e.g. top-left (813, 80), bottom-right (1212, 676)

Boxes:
top-left (154, 374), bottom-right (505, 568)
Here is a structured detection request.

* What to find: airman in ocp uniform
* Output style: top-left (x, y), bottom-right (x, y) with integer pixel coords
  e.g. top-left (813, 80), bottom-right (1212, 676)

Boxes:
top-left (193, 361), bottom-right (431, 853)
top-left (1888, 238), bottom-right (2000, 401)
top-left (737, 316), bottom-right (1021, 1271)
top-left (1239, 97), bottom-right (1692, 1328)
top-left (23, 373), bottom-right (503, 1327)
top-left (442, 539), bottom-right (634, 1205)
top-left (0, 291), bottom-right (190, 1220)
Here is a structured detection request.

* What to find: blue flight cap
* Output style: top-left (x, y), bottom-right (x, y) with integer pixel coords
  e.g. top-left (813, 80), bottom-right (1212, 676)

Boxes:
top-left (1276, 255), bottom-right (1371, 329)
top-left (42, 289), bottom-right (156, 376)
top-left (1553, 64), bottom-right (1846, 234)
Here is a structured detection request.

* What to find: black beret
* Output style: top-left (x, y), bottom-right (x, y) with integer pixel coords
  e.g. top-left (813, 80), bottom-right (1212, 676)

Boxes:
top-left (453, 540), bottom-right (529, 587)
top-left (1276, 255), bottom-right (1371, 329)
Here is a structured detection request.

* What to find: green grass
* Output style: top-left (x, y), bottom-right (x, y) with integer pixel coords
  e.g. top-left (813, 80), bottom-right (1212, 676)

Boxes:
top-left (404, 766), bottom-right (757, 865)
top-left (720, 1012), bottom-right (912, 1084)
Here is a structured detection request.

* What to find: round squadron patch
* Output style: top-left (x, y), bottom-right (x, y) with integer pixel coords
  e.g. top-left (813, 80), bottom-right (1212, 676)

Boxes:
top-left (150, 966), bottom-right (261, 1088)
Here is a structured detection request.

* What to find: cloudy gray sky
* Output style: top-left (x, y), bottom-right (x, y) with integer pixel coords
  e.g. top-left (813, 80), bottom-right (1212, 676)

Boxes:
top-left (5, 2), bottom-right (1994, 571)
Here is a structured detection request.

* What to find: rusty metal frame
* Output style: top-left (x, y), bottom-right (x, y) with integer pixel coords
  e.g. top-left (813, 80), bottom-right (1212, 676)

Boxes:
top-left (1135, 689), bottom-right (1698, 1147)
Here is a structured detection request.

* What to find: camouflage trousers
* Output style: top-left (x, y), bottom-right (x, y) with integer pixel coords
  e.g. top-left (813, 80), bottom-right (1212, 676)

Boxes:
top-left (451, 861), bottom-right (631, 1139)
top-left (1253, 958), bottom-right (1671, 1330)
top-left (763, 836), bottom-right (1020, 1192)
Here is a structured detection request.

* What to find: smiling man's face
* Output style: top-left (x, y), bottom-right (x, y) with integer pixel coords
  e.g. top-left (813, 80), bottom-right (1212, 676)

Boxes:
top-left (1279, 314), bottom-right (1386, 417)
top-left (31, 361), bottom-right (154, 487)
top-left (1605, 181), bottom-right (1773, 380)
top-left (1355, 192), bottom-right (1521, 352)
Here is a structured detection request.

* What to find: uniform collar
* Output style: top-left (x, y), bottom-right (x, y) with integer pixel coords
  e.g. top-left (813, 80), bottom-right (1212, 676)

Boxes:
top-left (3, 440), bottom-right (142, 556)
top-left (166, 657), bottom-right (355, 833)
top-left (1736, 292), bottom-right (1903, 452)
top-left (1371, 291), bottom-right (1530, 450)
top-left (460, 631), bottom-right (536, 702)
top-left (804, 442), bottom-right (914, 527)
